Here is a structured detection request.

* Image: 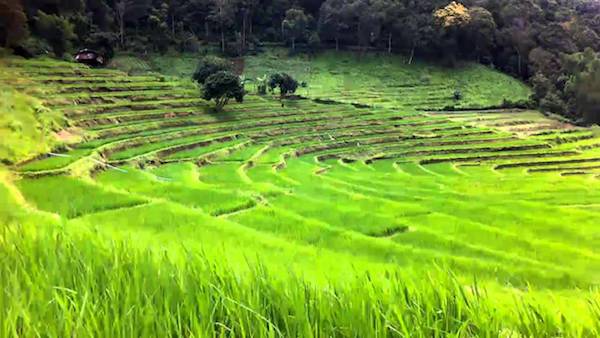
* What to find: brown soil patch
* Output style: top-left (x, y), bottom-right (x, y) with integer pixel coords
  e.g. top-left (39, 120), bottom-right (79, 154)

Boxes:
top-left (55, 128), bottom-right (84, 144)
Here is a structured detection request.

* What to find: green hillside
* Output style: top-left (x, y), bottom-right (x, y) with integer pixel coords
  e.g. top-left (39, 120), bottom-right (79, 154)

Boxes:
top-left (245, 49), bottom-right (532, 109)
top-left (1, 54), bottom-right (599, 336)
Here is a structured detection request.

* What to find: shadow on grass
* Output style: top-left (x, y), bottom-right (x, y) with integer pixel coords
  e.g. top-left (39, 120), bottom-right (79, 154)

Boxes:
top-left (205, 105), bottom-right (236, 121)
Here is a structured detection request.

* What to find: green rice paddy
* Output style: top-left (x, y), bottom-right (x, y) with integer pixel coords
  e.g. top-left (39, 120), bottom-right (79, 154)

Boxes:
top-left (1, 53), bottom-right (599, 336)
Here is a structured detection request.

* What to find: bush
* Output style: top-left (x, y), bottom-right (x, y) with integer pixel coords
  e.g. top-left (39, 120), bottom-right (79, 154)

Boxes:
top-left (193, 56), bottom-right (233, 85)
top-left (453, 89), bottom-right (463, 100)
top-left (202, 71), bottom-right (245, 111)
top-left (308, 32), bottom-right (320, 53)
top-left (540, 92), bottom-right (567, 115)
top-left (420, 74), bottom-right (432, 85)
top-left (256, 75), bottom-right (268, 95)
top-left (268, 72), bottom-right (299, 97)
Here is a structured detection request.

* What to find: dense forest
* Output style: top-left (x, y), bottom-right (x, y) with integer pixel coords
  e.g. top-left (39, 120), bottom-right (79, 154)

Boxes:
top-left (1, 0), bottom-right (600, 122)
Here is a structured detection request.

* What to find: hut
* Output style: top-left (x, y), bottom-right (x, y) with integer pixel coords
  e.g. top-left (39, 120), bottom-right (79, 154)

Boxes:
top-left (74, 49), bottom-right (105, 67)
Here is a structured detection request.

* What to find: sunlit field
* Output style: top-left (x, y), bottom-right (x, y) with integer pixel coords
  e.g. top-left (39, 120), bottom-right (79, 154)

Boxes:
top-left (2, 53), bottom-right (600, 336)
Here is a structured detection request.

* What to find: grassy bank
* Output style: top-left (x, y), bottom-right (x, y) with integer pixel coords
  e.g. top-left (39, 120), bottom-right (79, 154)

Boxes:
top-left (1, 222), bottom-right (599, 337)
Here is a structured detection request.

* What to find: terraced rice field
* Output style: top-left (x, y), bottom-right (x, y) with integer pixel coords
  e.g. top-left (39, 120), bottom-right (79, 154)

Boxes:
top-left (2, 55), bottom-right (600, 334)
top-left (245, 49), bottom-right (532, 110)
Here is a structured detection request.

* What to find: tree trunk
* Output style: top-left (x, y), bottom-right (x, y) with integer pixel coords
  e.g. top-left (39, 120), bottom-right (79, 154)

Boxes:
top-left (119, 16), bottom-right (124, 46)
top-left (388, 33), bottom-right (392, 54)
top-left (119, 17), bottom-right (125, 48)
top-left (242, 12), bottom-right (247, 51)
top-left (292, 37), bottom-right (295, 51)
top-left (221, 23), bottom-right (225, 53)
top-left (408, 44), bottom-right (415, 65)
top-left (171, 14), bottom-right (175, 37)
top-left (335, 37), bottom-right (339, 51)
top-left (205, 21), bottom-right (209, 40)
top-left (517, 49), bottom-right (522, 77)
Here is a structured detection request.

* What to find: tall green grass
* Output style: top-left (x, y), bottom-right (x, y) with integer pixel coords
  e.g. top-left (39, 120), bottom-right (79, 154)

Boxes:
top-left (2, 224), bottom-right (599, 337)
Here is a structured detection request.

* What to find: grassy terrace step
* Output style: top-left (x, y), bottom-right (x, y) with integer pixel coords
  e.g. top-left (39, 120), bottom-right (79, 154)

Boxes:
top-left (314, 139), bottom-right (547, 162)
top-left (18, 148), bottom-right (93, 172)
top-left (45, 89), bottom-right (198, 105)
top-left (106, 133), bottom-right (239, 162)
top-left (413, 149), bottom-right (579, 165)
top-left (95, 167), bottom-right (255, 216)
top-left (28, 75), bottom-right (160, 84)
top-left (163, 138), bottom-right (250, 161)
top-left (60, 97), bottom-right (205, 115)
top-left (16, 176), bottom-right (146, 218)
top-left (86, 110), bottom-right (391, 144)
top-left (80, 103), bottom-right (365, 129)
top-left (494, 153), bottom-right (600, 169)
top-left (329, 134), bottom-right (520, 159)
top-left (53, 82), bottom-right (184, 94)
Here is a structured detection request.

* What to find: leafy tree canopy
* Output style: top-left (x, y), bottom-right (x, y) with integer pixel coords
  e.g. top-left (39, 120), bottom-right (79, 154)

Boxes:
top-left (268, 72), bottom-right (298, 97)
top-left (193, 56), bottom-right (233, 84)
top-left (202, 70), bottom-right (245, 111)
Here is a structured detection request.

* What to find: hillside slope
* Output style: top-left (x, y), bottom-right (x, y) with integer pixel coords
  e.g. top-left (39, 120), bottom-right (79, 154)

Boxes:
top-left (1, 54), bottom-right (599, 335)
top-left (244, 49), bottom-right (532, 110)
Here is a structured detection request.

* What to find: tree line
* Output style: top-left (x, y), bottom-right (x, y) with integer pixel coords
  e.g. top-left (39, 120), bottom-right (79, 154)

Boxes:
top-left (1, 0), bottom-right (600, 122)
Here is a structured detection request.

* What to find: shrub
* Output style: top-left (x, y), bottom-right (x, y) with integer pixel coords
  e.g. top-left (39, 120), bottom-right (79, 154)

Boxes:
top-left (202, 71), bottom-right (245, 111)
top-left (540, 92), bottom-right (567, 115)
top-left (453, 89), bottom-right (463, 100)
top-left (193, 56), bottom-right (233, 85)
top-left (420, 74), bottom-right (432, 84)
top-left (256, 75), bottom-right (268, 95)
top-left (12, 36), bottom-right (51, 57)
top-left (268, 72), bottom-right (299, 97)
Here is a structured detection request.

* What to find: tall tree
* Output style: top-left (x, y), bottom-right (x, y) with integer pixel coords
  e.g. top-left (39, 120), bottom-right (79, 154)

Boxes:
top-left (318, 0), bottom-right (350, 51)
top-left (208, 0), bottom-right (236, 53)
top-left (114, 0), bottom-right (151, 47)
top-left (35, 11), bottom-right (76, 56)
top-left (564, 48), bottom-right (600, 123)
top-left (282, 7), bottom-right (310, 51)
top-left (0, 0), bottom-right (29, 47)
top-left (465, 6), bottom-right (496, 62)
top-left (377, 0), bottom-right (404, 54)
top-left (355, 0), bottom-right (384, 52)
top-left (434, 1), bottom-right (471, 65)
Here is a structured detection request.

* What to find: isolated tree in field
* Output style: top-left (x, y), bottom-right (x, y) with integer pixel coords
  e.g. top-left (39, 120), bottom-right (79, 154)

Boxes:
top-left (268, 72), bottom-right (298, 97)
top-left (35, 11), bottom-right (76, 57)
top-left (0, 0), bottom-right (29, 48)
top-left (193, 56), bottom-right (233, 84)
top-left (202, 71), bottom-right (245, 111)
top-left (283, 8), bottom-right (311, 51)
